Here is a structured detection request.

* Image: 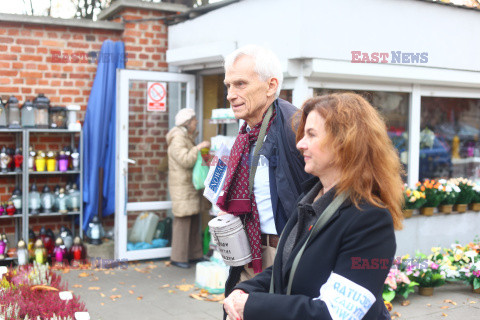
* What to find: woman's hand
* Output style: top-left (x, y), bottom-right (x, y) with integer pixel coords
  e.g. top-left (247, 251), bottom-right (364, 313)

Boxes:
top-left (196, 140), bottom-right (211, 151)
top-left (224, 289), bottom-right (248, 320)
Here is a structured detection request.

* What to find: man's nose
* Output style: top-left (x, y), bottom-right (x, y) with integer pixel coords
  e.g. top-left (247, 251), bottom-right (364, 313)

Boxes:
top-left (226, 87), bottom-right (236, 101)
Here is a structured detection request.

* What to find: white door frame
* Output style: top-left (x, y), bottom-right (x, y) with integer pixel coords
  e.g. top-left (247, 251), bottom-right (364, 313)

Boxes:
top-left (115, 69), bottom-right (195, 261)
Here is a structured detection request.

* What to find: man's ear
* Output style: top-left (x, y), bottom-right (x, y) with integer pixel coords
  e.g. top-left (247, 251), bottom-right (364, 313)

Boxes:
top-left (267, 77), bottom-right (279, 98)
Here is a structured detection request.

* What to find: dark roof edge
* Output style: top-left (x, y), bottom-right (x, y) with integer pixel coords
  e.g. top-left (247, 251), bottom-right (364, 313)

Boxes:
top-left (0, 13), bottom-right (124, 30)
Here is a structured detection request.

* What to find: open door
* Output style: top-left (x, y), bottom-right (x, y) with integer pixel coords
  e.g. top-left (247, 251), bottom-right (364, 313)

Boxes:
top-left (115, 69), bottom-right (195, 260)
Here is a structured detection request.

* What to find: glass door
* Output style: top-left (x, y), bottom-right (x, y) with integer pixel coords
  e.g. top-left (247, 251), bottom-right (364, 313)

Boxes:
top-left (115, 69), bottom-right (195, 260)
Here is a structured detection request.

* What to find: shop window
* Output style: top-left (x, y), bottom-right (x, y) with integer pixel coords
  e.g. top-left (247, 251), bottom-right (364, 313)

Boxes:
top-left (420, 97), bottom-right (480, 183)
top-left (315, 89), bottom-right (409, 181)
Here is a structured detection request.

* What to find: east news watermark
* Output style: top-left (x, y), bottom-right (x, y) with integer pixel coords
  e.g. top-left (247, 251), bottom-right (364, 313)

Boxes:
top-left (351, 51), bottom-right (428, 64)
top-left (51, 50), bottom-right (129, 64)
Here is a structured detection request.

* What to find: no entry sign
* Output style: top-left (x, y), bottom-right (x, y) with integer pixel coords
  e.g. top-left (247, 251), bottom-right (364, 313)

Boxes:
top-left (147, 82), bottom-right (167, 111)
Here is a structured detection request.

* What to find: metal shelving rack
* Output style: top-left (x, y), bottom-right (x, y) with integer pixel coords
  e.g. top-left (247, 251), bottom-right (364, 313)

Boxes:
top-left (21, 128), bottom-right (83, 245)
top-left (0, 128), bottom-right (24, 249)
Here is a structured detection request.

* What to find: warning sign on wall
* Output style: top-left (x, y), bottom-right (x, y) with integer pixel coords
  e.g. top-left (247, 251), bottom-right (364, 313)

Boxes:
top-left (147, 82), bottom-right (167, 111)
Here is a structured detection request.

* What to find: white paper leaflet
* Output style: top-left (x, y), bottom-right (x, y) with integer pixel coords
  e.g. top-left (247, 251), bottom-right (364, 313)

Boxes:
top-left (314, 272), bottom-right (376, 320)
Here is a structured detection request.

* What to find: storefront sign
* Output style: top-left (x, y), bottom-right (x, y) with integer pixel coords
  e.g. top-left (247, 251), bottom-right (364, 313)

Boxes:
top-left (147, 82), bottom-right (167, 111)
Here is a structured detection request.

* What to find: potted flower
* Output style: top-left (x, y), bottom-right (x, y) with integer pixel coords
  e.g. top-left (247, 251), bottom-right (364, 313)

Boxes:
top-left (402, 185), bottom-right (427, 218)
top-left (470, 184), bottom-right (480, 212)
top-left (383, 267), bottom-right (418, 302)
top-left (438, 179), bottom-right (460, 214)
top-left (406, 253), bottom-right (446, 296)
top-left (451, 178), bottom-right (475, 213)
top-left (418, 179), bottom-right (445, 216)
top-left (459, 260), bottom-right (480, 294)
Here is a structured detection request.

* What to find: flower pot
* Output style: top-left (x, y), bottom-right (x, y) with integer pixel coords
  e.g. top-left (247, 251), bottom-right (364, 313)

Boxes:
top-left (420, 207), bottom-right (434, 216)
top-left (418, 286), bottom-right (434, 296)
top-left (469, 203), bottom-right (480, 212)
top-left (454, 204), bottom-right (468, 213)
top-left (439, 204), bottom-right (453, 214)
top-left (472, 285), bottom-right (480, 294)
top-left (403, 209), bottom-right (413, 218)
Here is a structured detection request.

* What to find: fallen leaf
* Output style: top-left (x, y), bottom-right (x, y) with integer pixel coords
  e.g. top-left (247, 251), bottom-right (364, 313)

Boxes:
top-left (147, 264), bottom-right (158, 269)
top-left (190, 293), bottom-right (204, 301)
top-left (392, 312), bottom-right (401, 317)
top-left (469, 301), bottom-right (477, 304)
top-left (440, 306), bottom-right (449, 309)
top-left (100, 303), bottom-right (105, 306)
top-left (400, 300), bottom-right (410, 306)
top-left (147, 276), bottom-right (151, 279)
top-left (161, 284), bottom-right (170, 288)
top-left (426, 304), bottom-right (432, 307)
top-left (168, 290), bottom-right (176, 293)
top-left (62, 269), bottom-right (70, 274)
top-left (442, 313), bottom-right (448, 317)
top-left (444, 300), bottom-right (457, 306)
top-left (88, 286), bottom-right (101, 291)
top-left (100, 293), bottom-right (106, 298)
top-left (110, 295), bottom-right (122, 301)
top-left (157, 275), bottom-right (162, 278)
top-left (119, 282), bottom-right (125, 285)
top-left (111, 288), bottom-right (117, 292)
top-left (205, 294), bottom-right (225, 302)
top-left (31, 285), bottom-right (59, 292)
top-left (176, 284), bottom-right (195, 292)
top-left (72, 284), bottom-right (83, 288)
top-left (129, 290), bottom-right (134, 294)
top-left (137, 296), bottom-right (143, 300)
top-left (164, 261), bottom-right (171, 267)
top-left (78, 272), bottom-right (90, 278)
top-left (131, 285), bottom-right (136, 288)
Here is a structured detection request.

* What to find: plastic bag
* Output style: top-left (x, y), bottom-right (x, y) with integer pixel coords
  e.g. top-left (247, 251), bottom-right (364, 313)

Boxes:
top-left (192, 151), bottom-right (209, 190)
top-left (203, 144), bottom-right (230, 205)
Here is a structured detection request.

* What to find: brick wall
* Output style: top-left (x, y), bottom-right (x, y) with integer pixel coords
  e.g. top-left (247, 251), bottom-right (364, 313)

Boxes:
top-left (0, 6), bottom-right (171, 240)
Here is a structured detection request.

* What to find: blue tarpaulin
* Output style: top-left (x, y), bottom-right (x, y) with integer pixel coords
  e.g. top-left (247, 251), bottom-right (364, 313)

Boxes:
top-left (82, 40), bottom-right (125, 231)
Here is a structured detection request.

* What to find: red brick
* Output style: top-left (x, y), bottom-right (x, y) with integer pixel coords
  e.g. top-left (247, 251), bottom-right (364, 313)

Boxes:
top-left (7, 29), bottom-right (20, 36)
top-left (42, 40), bottom-right (64, 47)
top-left (20, 55), bottom-right (42, 62)
top-left (0, 54), bottom-right (16, 60)
top-left (0, 87), bottom-right (19, 93)
top-left (0, 37), bottom-right (14, 43)
top-left (20, 71), bottom-right (43, 78)
top-left (67, 42), bottom-right (89, 49)
top-left (2, 70), bottom-right (18, 76)
top-left (25, 78), bottom-right (37, 85)
top-left (17, 38), bottom-right (40, 46)
top-left (0, 45), bottom-right (7, 52)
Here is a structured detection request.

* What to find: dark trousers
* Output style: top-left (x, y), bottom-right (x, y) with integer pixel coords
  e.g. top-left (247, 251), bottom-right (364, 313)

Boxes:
top-left (170, 214), bottom-right (203, 263)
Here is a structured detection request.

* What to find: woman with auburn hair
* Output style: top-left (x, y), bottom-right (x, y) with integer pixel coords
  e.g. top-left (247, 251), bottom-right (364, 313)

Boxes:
top-left (223, 93), bottom-right (403, 320)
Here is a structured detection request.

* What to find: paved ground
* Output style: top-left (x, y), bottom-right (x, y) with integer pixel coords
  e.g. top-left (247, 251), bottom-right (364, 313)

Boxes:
top-left (57, 260), bottom-right (480, 320)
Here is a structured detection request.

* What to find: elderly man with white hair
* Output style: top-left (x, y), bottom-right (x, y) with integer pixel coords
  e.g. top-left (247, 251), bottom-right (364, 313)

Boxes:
top-left (217, 45), bottom-right (311, 302)
top-left (166, 108), bottom-right (210, 269)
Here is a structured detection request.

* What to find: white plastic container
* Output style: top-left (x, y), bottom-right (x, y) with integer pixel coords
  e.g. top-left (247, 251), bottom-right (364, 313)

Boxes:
top-left (195, 259), bottom-right (229, 294)
top-left (128, 212), bottom-right (160, 244)
top-left (208, 214), bottom-right (252, 266)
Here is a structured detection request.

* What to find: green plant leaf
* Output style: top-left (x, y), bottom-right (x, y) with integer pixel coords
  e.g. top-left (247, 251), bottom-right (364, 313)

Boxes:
top-left (383, 290), bottom-right (395, 302)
